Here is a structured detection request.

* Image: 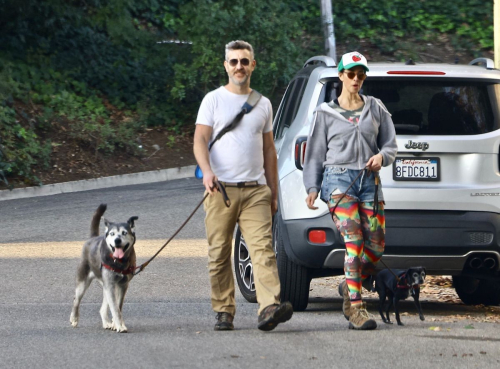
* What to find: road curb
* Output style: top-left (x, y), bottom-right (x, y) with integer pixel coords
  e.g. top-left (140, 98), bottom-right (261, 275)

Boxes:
top-left (0, 165), bottom-right (197, 201)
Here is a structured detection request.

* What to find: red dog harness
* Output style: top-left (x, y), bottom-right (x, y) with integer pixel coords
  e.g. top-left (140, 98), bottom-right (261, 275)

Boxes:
top-left (396, 272), bottom-right (420, 296)
top-left (396, 273), bottom-right (411, 289)
top-left (101, 262), bottom-right (136, 275)
top-left (101, 253), bottom-right (136, 275)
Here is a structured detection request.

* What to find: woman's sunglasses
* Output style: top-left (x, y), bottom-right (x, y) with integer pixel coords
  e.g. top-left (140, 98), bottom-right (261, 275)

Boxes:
top-left (343, 71), bottom-right (367, 81)
top-left (228, 58), bottom-right (250, 67)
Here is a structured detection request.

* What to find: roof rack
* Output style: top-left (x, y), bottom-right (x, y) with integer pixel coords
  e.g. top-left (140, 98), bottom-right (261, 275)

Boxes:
top-left (303, 56), bottom-right (336, 69)
top-left (469, 58), bottom-right (495, 70)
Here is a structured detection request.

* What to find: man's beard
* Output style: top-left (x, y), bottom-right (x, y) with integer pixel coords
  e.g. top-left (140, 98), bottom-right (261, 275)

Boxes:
top-left (229, 73), bottom-right (249, 86)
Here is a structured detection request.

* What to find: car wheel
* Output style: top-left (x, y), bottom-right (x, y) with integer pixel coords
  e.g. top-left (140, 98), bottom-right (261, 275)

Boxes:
top-left (453, 276), bottom-right (500, 306)
top-left (274, 215), bottom-right (311, 311)
top-left (233, 227), bottom-right (257, 303)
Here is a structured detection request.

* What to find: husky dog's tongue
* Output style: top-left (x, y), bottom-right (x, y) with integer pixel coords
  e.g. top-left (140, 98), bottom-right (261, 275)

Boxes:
top-left (113, 248), bottom-right (125, 260)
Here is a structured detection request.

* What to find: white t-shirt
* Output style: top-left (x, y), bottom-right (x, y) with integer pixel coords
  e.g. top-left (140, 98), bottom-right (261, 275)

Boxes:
top-left (196, 86), bottom-right (273, 184)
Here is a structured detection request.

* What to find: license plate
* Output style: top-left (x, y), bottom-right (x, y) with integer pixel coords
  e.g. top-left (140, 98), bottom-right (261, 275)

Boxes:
top-left (393, 157), bottom-right (440, 181)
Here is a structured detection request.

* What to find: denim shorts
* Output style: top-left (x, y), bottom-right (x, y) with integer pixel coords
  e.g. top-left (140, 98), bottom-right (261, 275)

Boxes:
top-left (320, 166), bottom-right (384, 203)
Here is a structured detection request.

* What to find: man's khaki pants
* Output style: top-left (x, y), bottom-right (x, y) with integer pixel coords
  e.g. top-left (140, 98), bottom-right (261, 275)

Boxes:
top-left (204, 185), bottom-right (281, 316)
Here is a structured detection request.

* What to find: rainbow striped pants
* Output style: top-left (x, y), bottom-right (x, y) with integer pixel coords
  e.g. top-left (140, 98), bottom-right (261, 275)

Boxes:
top-left (329, 195), bottom-right (385, 302)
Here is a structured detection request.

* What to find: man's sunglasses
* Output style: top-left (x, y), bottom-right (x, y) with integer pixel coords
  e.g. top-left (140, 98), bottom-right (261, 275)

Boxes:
top-left (343, 71), bottom-right (367, 81)
top-left (228, 58), bottom-right (250, 67)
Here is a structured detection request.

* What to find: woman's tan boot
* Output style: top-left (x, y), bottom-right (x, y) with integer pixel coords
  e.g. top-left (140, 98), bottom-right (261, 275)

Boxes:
top-left (348, 302), bottom-right (377, 330)
top-left (338, 280), bottom-right (351, 320)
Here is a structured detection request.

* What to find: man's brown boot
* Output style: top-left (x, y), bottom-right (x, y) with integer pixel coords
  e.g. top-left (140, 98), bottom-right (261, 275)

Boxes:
top-left (338, 281), bottom-right (351, 321)
top-left (258, 302), bottom-right (293, 331)
top-left (348, 302), bottom-right (377, 330)
top-left (214, 312), bottom-right (234, 331)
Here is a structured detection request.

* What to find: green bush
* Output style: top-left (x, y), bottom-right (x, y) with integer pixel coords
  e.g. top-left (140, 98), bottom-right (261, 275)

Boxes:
top-left (333, 0), bottom-right (493, 54)
top-left (170, 0), bottom-right (305, 110)
top-left (0, 102), bottom-right (51, 187)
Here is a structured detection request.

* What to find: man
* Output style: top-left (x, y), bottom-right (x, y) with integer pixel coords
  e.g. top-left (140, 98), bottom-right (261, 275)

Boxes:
top-left (193, 40), bottom-right (293, 331)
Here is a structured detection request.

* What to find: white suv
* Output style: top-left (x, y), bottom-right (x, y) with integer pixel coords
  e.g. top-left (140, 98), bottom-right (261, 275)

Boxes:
top-left (234, 56), bottom-right (500, 310)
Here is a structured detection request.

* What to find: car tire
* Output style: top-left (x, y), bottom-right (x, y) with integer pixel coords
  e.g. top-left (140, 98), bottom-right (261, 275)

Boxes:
top-left (453, 276), bottom-right (500, 306)
top-left (233, 227), bottom-right (257, 303)
top-left (274, 215), bottom-right (311, 311)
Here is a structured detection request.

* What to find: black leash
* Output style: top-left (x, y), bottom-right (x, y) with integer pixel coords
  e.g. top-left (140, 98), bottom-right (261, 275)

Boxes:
top-left (330, 167), bottom-right (367, 215)
top-left (133, 180), bottom-right (229, 275)
top-left (330, 167), bottom-right (380, 221)
top-left (378, 259), bottom-right (402, 283)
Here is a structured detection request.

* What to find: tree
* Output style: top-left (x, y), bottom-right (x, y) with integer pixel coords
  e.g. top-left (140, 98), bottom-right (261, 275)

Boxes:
top-left (170, 0), bottom-right (304, 107)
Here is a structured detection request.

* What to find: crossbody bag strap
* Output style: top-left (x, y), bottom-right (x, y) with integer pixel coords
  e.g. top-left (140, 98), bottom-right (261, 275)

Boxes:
top-left (208, 90), bottom-right (262, 151)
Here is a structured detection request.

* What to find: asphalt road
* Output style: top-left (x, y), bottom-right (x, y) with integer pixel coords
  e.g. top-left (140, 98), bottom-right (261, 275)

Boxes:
top-left (1, 177), bottom-right (499, 369)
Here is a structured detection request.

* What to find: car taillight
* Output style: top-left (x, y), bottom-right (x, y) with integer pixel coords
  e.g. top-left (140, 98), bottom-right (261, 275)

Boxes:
top-left (386, 71), bottom-right (446, 75)
top-left (295, 137), bottom-right (307, 170)
top-left (308, 230), bottom-right (326, 244)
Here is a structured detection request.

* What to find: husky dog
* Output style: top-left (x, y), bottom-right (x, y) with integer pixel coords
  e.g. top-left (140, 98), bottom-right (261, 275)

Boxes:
top-left (70, 204), bottom-right (138, 333)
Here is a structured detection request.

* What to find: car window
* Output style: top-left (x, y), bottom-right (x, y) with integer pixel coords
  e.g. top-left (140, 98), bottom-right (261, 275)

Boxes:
top-left (321, 80), bottom-right (339, 105)
top-left (289, 78), bottom-right (306, 121)
top-left (360, 79), bottom-right (499, 135)
top-left (273, 82), bottom-right (294, 139)
top-left (274, 77), bottom-right (307, 140)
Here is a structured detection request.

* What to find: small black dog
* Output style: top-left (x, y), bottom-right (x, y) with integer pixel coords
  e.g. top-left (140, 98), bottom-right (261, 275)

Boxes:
top-left (373, 267), bottom-right (426, 326)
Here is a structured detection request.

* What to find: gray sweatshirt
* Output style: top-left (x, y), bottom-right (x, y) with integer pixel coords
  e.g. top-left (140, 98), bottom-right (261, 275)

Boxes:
top-left (303, 94), bottom-right (397, 194)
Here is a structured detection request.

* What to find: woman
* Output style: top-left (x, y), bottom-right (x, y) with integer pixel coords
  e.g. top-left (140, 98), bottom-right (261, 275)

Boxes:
top-left (303, 51), bottom-right (397, 330)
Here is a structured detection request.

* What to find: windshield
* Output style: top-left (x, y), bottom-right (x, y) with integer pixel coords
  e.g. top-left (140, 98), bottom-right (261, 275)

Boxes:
top-left (361, 79), bottom-right (500, 135)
